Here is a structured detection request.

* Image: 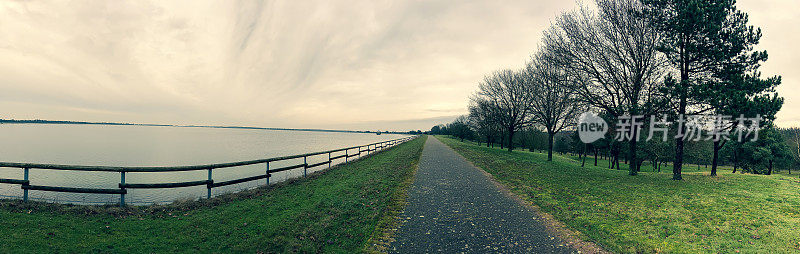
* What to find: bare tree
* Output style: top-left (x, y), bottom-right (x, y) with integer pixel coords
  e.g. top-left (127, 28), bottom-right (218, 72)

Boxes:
top-left (447, 115), bottom-right (472, 142)
top-left (475, 69), bottom-right (534, 151)
top-left (469, 97), bottom-right (503, 147)
top-left (541, 0), bottom-right (668, 175)
top-left (525, 52), bottom-right (582, 161)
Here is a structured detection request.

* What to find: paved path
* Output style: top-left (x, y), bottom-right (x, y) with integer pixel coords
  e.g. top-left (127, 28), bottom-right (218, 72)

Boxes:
top-left (390, 137), bottom-right (575, 253)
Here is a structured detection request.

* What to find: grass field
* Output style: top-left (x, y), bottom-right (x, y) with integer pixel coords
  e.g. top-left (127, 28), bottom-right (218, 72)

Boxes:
top-left (437, 135), bottom-right (800, 253)
top-left (0, 136), bottom-right (426, 253)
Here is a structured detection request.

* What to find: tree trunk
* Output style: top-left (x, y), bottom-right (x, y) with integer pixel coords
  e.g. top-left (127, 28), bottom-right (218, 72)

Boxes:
top-left (507, 128), bottom-right (515, 152)
top-left (594, 147), bottom-right (598, 166)
top-left (547, 132), bottom-right (555, 161)
top-left (711, 140), bottom-right (720, 176)
top-left (673, 135), bottom-right (685, 180)
top-left (767, 160), bottom-right (773, 175)
top-left (673, 44), bottom-right (690, 181)
top-left (500, 135), bottom-right (504, 149)
top-left (581, 144), bottom-right (587, 167)
top-left (673, 131), bottom-right (685, 180)
top-left (629, 135), bottom-right (638, 176)
top-left (612, 147), bottom-right (620, 170)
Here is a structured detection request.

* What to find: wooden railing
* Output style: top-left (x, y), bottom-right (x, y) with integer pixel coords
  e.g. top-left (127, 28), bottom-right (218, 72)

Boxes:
top-left (0, 136), bottom-right (417, 206)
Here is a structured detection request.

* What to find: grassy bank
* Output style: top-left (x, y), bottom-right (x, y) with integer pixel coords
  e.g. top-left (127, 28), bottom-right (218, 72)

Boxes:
top-left (437, 135), bottom-right (800, 253)
top-left (0, 136), bottom-right (426, 253)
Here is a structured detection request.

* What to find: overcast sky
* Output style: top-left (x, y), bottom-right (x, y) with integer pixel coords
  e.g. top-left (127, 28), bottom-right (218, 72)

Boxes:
top-left (1, 0), bottom-right (797, 131)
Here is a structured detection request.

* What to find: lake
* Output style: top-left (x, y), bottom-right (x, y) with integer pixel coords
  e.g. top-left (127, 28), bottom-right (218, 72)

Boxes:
top-left (0, 124), bottom-right (409, 205)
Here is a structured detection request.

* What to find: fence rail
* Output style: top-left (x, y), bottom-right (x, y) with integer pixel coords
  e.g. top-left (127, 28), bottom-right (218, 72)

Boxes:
top-left (0, 135), bottom-right (417, 206)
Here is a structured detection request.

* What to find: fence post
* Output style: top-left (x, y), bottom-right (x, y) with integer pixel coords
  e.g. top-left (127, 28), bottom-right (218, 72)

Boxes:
top-left (207, 169), bottom-right (212, 199)
top-left (303, 156), bottom-right (308, 177)
top-left (358, 146), bottom-right (362, 159)
top-left (266, 162), bottom-right (270, 185)
top-left (345, 149), bottom-right (349, 163)
top-left (23, 168), bottom-right (29, 202)
top-left (328, 152), bottom-right (331, 169)
top-left (120, 171), bottom-right (126, 207)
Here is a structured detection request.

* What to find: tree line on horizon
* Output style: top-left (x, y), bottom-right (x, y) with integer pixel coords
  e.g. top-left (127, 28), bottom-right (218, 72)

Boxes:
top-left (431, 0), bottom-right (793, 180)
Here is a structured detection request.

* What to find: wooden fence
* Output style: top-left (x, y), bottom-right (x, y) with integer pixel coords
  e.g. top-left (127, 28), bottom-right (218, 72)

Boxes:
top-left (0, 136), bottom-right (417, 206)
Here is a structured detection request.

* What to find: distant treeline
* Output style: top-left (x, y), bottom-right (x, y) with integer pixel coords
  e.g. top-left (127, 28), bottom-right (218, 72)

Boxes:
top-left (432, 123), bottom-right (800, 176)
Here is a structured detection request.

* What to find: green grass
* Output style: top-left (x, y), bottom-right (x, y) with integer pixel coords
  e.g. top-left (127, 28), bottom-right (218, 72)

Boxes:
top-left (437, 135), bottom-right (800, 253)
top-left (0, 136), bottom-right (426, 253)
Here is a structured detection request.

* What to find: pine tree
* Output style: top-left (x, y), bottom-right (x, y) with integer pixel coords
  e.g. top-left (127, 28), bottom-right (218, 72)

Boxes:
top-left (642, 0), bottom-right (781, 180)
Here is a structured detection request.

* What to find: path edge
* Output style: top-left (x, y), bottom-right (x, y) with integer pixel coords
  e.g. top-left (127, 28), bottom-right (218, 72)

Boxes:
top-left (364, 135), bottom-right (428, 253)
top-left (434, 136), bottom-right (610, 254)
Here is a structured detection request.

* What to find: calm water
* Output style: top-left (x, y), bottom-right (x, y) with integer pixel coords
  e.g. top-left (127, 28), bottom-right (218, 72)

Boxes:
top-left (0, 124), bottom-right (409, 205)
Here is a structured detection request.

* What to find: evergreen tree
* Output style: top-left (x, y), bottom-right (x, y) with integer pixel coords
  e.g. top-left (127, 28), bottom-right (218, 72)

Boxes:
top-left (642, 0), bottom-right (781, 179)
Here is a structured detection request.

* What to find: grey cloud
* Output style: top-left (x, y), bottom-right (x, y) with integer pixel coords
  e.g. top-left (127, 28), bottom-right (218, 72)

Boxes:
top-left (0, 0), bottom-right (796, 131)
